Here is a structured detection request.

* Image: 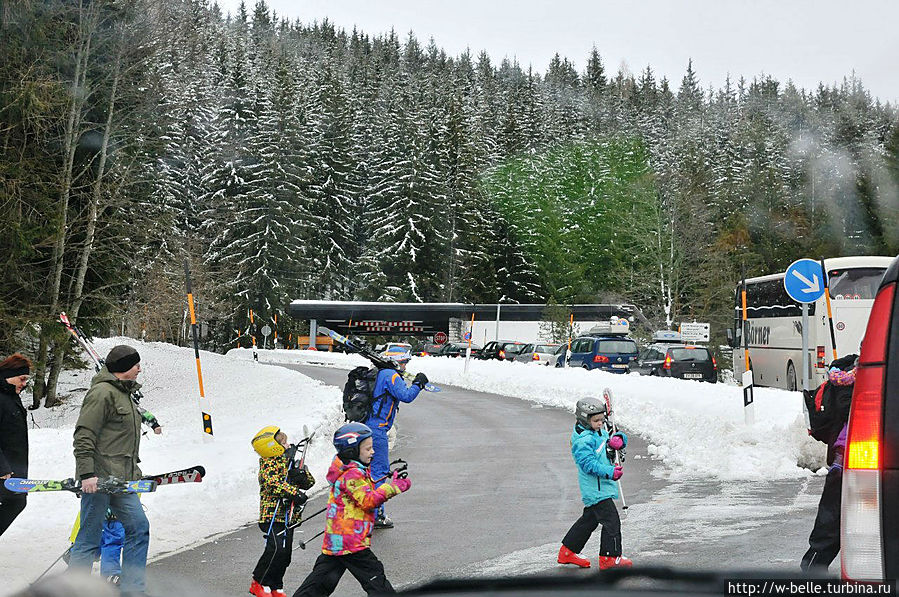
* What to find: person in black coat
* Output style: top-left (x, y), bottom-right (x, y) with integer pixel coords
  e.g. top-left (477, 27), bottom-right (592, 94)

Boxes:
top-left (0, 352), bottom-right (32, 537)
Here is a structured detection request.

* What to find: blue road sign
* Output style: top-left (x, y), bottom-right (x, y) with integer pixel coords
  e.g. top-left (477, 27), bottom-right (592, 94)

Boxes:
top-left (784, 259), bottom-right (826, 303)
top-left (463, 331), bottom-right (472, 341)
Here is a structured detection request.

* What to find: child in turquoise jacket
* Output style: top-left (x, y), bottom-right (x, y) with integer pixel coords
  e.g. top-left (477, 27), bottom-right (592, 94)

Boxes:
top-left (557, 396), bottom-right (633, 570)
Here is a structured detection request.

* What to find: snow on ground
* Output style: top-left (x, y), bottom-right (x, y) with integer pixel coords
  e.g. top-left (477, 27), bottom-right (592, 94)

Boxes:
top-left (230, 348), bottom-right (826, 481)
top-left (2, 339), bottom-right (345, 593)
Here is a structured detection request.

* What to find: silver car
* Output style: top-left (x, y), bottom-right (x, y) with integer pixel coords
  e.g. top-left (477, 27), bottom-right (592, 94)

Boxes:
top-left (512, 343), bottom-right (561, 365)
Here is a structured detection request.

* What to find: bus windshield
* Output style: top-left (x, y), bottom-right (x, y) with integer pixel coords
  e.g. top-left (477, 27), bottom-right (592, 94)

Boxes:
top-left (828, 268), bottom-right (887, 300)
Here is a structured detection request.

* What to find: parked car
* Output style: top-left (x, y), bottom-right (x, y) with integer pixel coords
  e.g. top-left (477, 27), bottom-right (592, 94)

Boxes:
top-left (512, 343), bottom-right (561, 365)
top-left (567, 335), bottom-right (638, 373)
top-left (436, 342), bottom-right (482, 358)
top-left (629, 343), bottom-right (717, 382)
top-left (840, 253), bottom-right (898, 582)
top-left (549, 343), bottom-right (569, 368)
top-left (418, 343), bottom-right (442, 356)
top-left (478, 340), bottom-right (526, 361)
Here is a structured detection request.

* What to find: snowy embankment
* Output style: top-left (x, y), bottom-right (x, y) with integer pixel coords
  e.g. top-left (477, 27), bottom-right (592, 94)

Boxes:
top-left (230, 348), bottom-right (826, 482)
top-left (3, 339), bottom-right (344, 592)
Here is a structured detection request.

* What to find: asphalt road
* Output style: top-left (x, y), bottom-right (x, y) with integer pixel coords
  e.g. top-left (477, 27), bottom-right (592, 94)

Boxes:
top-left (147, 364), bottom-right (825, 596)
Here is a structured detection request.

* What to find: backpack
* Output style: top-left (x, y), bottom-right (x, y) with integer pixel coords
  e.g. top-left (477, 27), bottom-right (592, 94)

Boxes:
top-left (342, 366), bottom-right (381, 423)
top-left (803, 354), bottom-right (857, 447)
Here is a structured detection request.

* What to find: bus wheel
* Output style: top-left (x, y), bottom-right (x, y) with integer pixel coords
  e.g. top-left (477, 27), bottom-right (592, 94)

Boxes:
top-left (787, 361), bottom-right (798, 392)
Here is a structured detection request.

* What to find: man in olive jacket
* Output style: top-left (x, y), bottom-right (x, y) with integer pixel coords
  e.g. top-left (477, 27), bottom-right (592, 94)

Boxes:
top-left (68, 345), bottom-right (154, 595)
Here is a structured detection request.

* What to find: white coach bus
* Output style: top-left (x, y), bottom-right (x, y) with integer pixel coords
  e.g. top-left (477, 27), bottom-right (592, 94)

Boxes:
top-left (730, 256), bottom-right (895, 391)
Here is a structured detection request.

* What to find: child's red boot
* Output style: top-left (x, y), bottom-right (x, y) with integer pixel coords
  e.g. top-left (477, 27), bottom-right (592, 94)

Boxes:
top-left (598, 555), bottom-right (633, 570)
top-left (249, 580), bottom-right (272, 596)
top-left (557, 545), bottom-right (591, 568)
top-left (272, 590), bottom-right (288, 597)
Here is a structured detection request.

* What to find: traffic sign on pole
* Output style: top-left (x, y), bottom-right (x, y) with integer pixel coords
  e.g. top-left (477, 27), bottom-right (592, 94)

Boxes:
top-left (434, 331), bottom-right (448, 345)
top-left (784, 259), bottom-right (826, 303)
top-left (463, 331), bottom-right (471, 341)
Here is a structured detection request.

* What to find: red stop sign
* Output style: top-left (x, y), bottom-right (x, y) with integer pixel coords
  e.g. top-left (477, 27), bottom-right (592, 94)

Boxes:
top-left (434, 331), bottom-right (448, 345)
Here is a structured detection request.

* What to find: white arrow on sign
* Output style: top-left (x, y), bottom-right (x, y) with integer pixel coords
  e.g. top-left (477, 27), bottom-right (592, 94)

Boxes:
top-left (791, 270), bottom-right (820, 294)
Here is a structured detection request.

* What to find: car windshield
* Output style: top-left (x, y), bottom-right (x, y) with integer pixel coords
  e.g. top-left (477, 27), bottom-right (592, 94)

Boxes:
top-left (535, 344), bottom-right (557, 353)
top-left (669, 347), bottom-right (711, 362)
top-left (597, 340), bottom-right (638, 354)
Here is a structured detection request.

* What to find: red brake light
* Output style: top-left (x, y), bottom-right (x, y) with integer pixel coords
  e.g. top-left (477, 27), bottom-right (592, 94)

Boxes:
top-left (593, 355), bottom-right (609, 363)
top-left (499, 350), bottom-right (505, 358)
top-left (663, 355), bottom-right (672, 369)
top-left (532, 353), bottom-right (540, 360)
top-left (816, 345), bottom-right (826, 368)
top-left (846, 281), bottom-right (894, 470)
top-left (712, 356), bottom-right (717, 370)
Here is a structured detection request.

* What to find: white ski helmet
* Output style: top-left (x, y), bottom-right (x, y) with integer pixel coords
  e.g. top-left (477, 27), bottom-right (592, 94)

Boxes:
top-left (575, 397), bottom-right (607, 426)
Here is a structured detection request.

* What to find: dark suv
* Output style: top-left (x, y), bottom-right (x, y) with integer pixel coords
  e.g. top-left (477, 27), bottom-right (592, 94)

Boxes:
top-left (436, 342), bottom-right (481, 358)
top-left (567, 336), bottom-right (638, 373)
top-left (630, 344), bottom-right (717, 383)
top-left (478, 340), bottom-right (525, 361)
top-left (841, 253), bottom-right (898, 581)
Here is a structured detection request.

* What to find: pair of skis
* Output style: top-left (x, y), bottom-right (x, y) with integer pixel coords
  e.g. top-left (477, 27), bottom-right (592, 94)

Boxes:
top-left (317, 327), bottom-right (440, 392)
top-left (4, 466), bottom-right (206, 495)
top-left (603, 387), bottom-right (628, 516)
top-left (59, 312), bottom-right (161, 431)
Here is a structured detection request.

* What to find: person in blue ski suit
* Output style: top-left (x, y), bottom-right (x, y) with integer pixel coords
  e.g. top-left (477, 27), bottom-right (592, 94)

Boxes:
top-left (364, 353), bottom-right (427, 528)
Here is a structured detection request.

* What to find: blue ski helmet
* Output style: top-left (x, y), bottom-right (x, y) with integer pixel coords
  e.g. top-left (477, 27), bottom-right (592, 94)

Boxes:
top-left (333, 422), bottom-right (373, 453)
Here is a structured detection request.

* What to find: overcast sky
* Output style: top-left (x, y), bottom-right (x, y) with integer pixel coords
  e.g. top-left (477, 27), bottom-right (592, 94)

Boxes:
top-left (217, 0), bottom-right (899, 104)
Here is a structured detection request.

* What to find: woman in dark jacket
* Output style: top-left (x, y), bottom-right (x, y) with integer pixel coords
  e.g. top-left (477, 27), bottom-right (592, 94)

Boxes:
top-left (0, 352), bottom-right (32, 537)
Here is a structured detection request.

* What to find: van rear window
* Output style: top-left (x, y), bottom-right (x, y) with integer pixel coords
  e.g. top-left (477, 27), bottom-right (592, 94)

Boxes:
top-left (669, 348), bottom-right (711, 362)
top-left (597, 340), bottom-right (637, 354)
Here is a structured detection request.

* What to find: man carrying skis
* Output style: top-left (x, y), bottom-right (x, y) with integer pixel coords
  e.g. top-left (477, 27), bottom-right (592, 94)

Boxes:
top-left (68, 345), bottom-right (154, 596)
top-left (364, 353), bottom-right (427, 528)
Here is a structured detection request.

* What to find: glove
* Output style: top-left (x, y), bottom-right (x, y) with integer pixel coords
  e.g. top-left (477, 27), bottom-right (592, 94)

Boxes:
top-left (412, 372), bottom-right (429, 389)
top-left (612, 465), bottom-right (623, 481)
top-left (609, 433), bottom-right (626, 450)
top-left (392, 470), bottom-right (411, 493)
top-left (291, 492), bottom-right (308, 507)
top-left (288, 465), bottom-right (315, 490)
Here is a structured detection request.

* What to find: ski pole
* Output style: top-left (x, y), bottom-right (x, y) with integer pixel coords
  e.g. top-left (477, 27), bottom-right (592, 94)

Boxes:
top-left (298, 529), bottom-right (325, 550)
top-left (286, 506), bottom-right (327, 531)
top-left (32, 547), bottom-right (70, 583)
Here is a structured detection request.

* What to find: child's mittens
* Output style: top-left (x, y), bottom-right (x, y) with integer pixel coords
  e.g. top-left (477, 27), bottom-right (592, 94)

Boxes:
top-left (612, 465), bottom-right (623, 481)
top-left (392, 471), bottom-right (412, 493)
top-left (609, 433), bottom-right (626, 450)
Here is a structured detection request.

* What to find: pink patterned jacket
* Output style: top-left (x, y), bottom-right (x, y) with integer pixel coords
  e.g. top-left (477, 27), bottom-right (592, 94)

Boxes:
top-left (321, 455), bottom-right (400, 555)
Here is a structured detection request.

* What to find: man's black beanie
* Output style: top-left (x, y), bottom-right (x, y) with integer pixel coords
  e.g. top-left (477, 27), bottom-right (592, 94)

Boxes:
top-left (106, 345), bottom-right (140, 373)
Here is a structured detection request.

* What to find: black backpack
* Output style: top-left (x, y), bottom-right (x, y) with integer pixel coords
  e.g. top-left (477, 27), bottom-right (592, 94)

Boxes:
top-left (342, 366), bottom-right (381, 423)
top-left (803, 354), bottom-right (857, 449)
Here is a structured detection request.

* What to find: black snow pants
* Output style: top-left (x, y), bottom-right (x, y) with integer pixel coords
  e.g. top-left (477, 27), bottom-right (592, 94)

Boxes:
top-left (253, 521), bottom-right (294, 590)
top-left (292, 549), bottom-right (395, 596)
top-left (801, 466), bottom-right (842, 572)
top-left (561, 497), bottom-right (622, 557)
top-left (0, 492), bottom-right (26, 537)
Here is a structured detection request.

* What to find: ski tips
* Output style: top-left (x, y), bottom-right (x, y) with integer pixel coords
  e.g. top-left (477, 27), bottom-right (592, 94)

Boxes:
top-left (302, 424), bottom-right (309, 439)
top-left (318, 326), bottom-right (331, 334)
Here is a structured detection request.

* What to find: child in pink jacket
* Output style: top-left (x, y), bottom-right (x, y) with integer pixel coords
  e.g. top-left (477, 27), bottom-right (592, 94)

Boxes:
top-left (292, 423), bottom-right (410, 596)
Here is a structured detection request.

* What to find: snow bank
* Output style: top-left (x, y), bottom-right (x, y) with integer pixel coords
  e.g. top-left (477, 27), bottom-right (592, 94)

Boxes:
top-left (2, 339), bottom-right (344, 591)
top-left (234, 349), bottom-right (826, 482)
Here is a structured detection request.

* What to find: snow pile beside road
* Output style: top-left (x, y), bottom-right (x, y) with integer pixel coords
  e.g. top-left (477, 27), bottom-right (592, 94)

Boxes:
top-left (3, 339), bottom-right (344, 591)
top-left (241, 349), bottom-right (824, 481)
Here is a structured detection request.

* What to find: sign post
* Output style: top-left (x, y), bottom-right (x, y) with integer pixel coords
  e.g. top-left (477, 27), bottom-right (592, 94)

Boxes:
top-left (464, 313), bottom-right (475, 373)
top-left (261, 324), bottom-right (272, 350)
top-left (784, 258), bottom-right (827, 393)
top-left (740, 269), bottom-right (753, 424)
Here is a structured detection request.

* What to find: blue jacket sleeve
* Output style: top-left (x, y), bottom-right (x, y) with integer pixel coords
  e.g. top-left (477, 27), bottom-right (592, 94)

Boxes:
top-left (572, 434), bottom-right (615, 479)
top-left (383, 370), bottom-right (422, 404)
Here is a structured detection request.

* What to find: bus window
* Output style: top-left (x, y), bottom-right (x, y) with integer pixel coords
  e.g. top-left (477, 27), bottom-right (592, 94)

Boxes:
top-left (828, 268), bottom-right (887, 300)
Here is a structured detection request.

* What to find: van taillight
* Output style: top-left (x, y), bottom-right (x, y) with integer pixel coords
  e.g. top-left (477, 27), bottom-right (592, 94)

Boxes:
top-left (841, 281), bottom-right (894, 581)
top-left (712, 356), bottom-right (717, 370)
top-left (663, 355), bottom-right (672, 370)
top-left (816, 345), bottom-right (826, 368)
top-left (593, 355), bottom-right (609, 363)
top-left (499, 350), bottom-right (505, 359)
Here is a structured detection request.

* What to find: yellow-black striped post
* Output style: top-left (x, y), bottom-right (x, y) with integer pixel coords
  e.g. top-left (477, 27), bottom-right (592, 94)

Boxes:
top-left (184, 260), bottom-right (213, 438)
